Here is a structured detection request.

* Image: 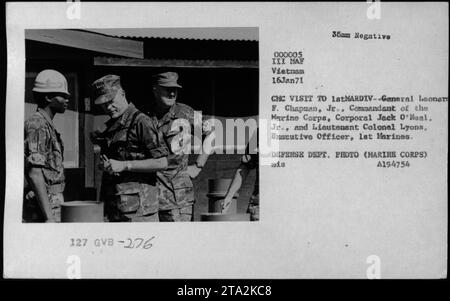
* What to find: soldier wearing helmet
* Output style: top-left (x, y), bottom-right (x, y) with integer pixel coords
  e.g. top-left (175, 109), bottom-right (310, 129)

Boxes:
top-left (23, 69), bottom-right (70, 222)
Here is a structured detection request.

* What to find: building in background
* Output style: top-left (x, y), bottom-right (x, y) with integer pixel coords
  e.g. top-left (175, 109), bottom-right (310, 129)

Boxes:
top-left (24, 28), bottom-right (259, 221)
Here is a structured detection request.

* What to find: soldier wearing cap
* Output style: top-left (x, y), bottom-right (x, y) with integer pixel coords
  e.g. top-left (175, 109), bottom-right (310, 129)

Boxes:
top-left (147, 71), bottom-right (213, 222)
top-left (23, 69), bottom-right (70, 222)
top-left (91, 74), bottom-right (169, 222)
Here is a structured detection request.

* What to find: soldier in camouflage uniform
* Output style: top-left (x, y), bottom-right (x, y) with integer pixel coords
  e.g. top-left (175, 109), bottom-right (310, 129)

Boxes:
top-left (91, 75), bottom-right (169, 222)
top-left (221, 129), bottom-right (259, 221)
top-left (147, 72), bottom-right (212, 222)
top-left (23, 69), bottom-right (70, 223)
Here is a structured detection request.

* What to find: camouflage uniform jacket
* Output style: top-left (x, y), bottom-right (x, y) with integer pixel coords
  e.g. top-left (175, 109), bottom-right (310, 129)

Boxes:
top-left (98, 103), bottom-right (169, 217)
top-left (24, 108), bottom-right (65, 191)
top-left (147, 102), bottom-right (211, 211)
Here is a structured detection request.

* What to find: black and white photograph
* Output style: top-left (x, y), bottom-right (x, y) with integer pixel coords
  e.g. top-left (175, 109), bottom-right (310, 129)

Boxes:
top-left (3, 2), bottom-right (447, 281)
top-left (22, 27), bottom-right (259, 223)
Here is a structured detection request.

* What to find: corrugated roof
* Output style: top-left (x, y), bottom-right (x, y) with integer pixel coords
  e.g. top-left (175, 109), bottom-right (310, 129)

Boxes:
top-left (85, 28), bottom-right (258, 41)
top-left (26, 29), bottom-right (144, 58)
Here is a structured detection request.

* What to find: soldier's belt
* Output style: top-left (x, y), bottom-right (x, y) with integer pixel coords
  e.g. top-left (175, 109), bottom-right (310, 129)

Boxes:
top-left (47, 183), bottom-right (65, 194)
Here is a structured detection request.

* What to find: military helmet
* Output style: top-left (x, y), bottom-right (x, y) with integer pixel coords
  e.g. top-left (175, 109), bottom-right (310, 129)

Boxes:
top-left (32, 69), bottom-right (70, 96)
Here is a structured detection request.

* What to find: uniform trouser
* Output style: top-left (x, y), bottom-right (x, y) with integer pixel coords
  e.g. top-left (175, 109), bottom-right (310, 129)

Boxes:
top-left (159, 205), bottom-right (194, 222)
top-left (23, 192), bottom-right (64, 222)
top-left (104, 197), bottom-right (159, 222)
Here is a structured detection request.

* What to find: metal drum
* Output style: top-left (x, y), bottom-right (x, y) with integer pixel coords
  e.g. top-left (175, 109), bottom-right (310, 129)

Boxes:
top-left (208, 178), bottom-right (233, 195)
top-left (61, 201), bottom-right (104, 222)
top-left (201, 179), bottom-right (244, 222)
top-left (207, 194), bottom-right (237, 214)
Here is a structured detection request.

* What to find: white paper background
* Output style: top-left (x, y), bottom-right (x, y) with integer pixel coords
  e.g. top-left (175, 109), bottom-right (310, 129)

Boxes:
top-left (4, 2), bottom-right (448, 279)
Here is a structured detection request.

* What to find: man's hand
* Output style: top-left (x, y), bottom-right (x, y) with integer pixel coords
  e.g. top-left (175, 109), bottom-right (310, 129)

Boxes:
top-left (45, 218), bottom-right (56, 223)
top-left (108, 159), bottom-right (127, 173)
top-left (221, 196), bottom-right (233, 214)
top-left (187, 165), bottom-right (202, 179)
top-left (99, 154), bottom-right (111, 170)
top-left (101, 155), bottom-right (121, 176)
